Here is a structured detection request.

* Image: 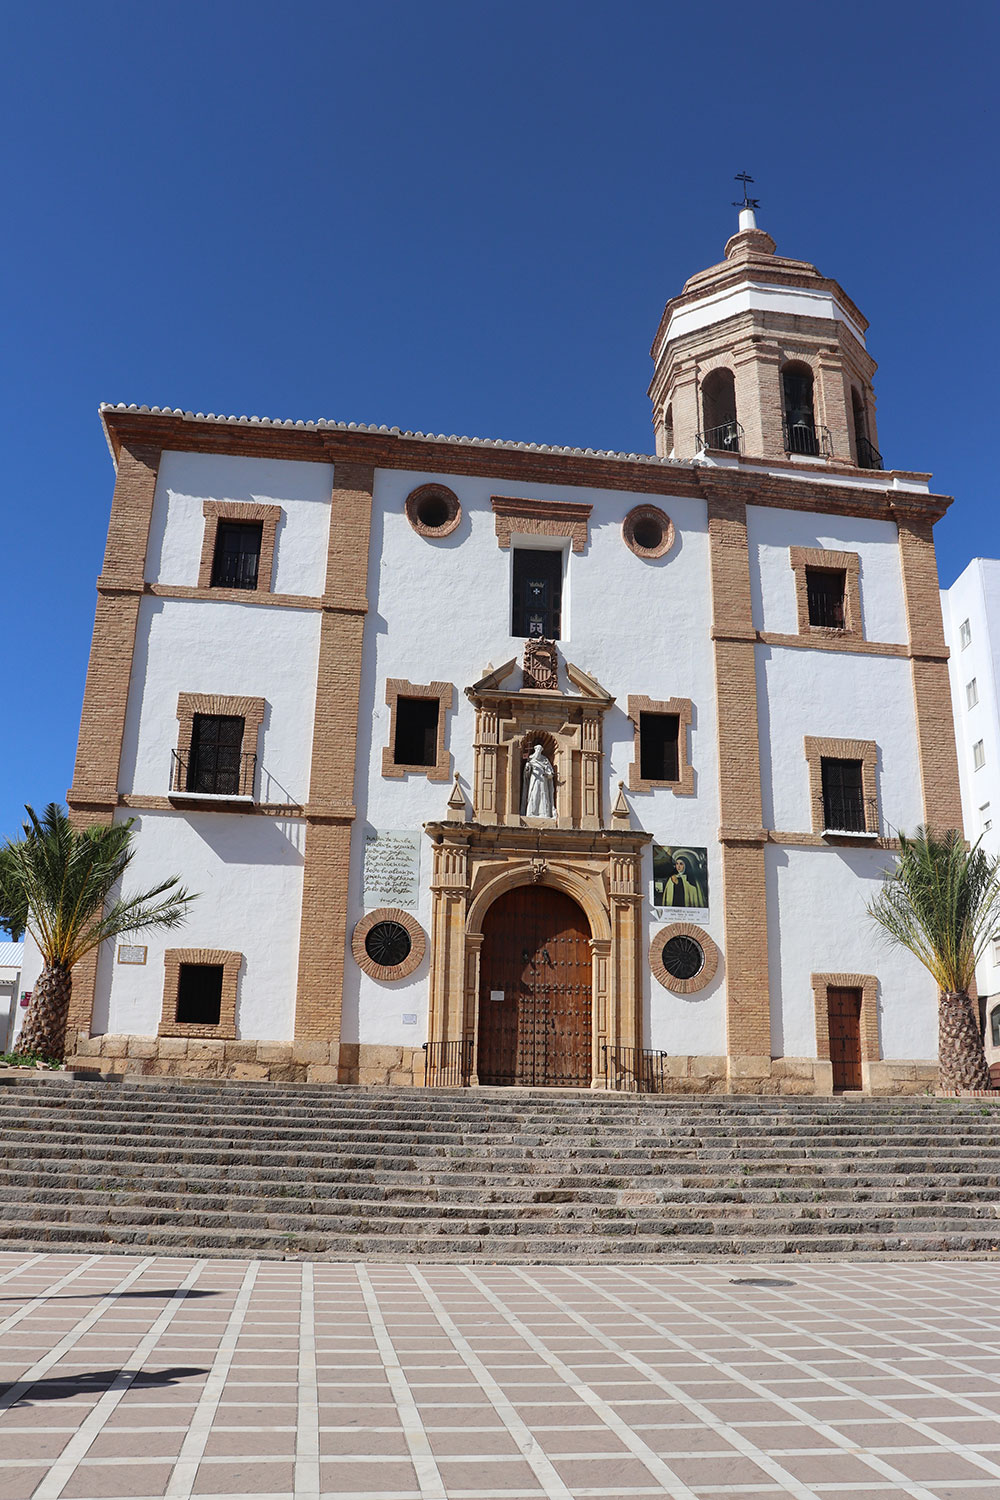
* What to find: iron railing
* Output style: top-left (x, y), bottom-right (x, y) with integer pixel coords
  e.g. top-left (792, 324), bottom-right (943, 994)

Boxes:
top-left (855, 434), bottom-right (883, 471)
top-left (603, 1045), bottom-right (669, 1094)
top-left (782, 419), bottom-right (832, 458)
top-left (696, 420), bottom-right (744, 454)
top-left (423, 1039), bottom-right (474, 1088)
top-left (822, 794), bottom-right (880, 836)
top-left (170, 749), bottom-right (257, 798)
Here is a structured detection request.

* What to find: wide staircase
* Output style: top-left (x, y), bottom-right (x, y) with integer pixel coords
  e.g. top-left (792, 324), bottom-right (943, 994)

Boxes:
top-left (1, 1078), bottom-right (1000, 1260)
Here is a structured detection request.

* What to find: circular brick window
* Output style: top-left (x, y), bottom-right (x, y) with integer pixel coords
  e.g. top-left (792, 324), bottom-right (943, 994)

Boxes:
top-left (623, 505), bottom-right (675, 560)
top-left (405, 484), bottom-right (462, 539)
top-left (352, 908), bottom-right (426, 981)
top-left (650, 923), bottom-right (718, 994)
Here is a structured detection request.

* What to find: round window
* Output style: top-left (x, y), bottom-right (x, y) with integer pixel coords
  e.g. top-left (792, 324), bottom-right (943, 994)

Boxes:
top-left (661, 934), bottom-right (704, 981)
top-left (415, 494), bottom-right (451, 529)
top-left (364, 921), bottom-right (412, 968)
top-left (405, 484), bottom-right (462, 538)
top-left (632, 516), bottom-right (663, 550)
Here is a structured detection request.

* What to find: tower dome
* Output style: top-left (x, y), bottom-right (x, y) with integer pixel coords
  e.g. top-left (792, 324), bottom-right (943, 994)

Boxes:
top-left (649, 201), bottom-right (881, 470)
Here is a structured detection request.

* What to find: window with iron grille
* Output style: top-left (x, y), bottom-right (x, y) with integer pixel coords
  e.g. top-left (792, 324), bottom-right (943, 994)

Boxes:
top-left (393, 698), bottom-right (439, 767)
top-left (512, 548), bottom-right (562, 639)
top-left (821, 757), bottom-right (866, 831)
top-left (639, 713), bottom-right (680, 782)
top-left (187, 714), bottom-right (245, 794)
top-left (175, 963), bottom-right (224, 1026)
top-left (805, 568), bottom-right (846, 629)
top-left (210, 522), bottom-right (263, 590)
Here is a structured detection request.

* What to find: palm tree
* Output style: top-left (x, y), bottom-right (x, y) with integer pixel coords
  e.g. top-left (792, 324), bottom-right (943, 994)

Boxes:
top-left (868, 825), bottom-right (997, 1092)
top-left (0, 805), bottom-right (194, 1062)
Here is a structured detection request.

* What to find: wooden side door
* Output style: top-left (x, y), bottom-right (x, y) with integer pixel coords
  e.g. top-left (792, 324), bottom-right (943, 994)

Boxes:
top-left (828, 986), bottom-right (863, 1091)
top-left (536, 891), bottom-right (592, 1087)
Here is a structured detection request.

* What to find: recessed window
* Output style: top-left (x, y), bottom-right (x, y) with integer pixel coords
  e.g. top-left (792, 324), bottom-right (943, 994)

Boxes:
top-left (993, 949), bottom-right (1000, 979)
top-left (405, 484), bottom-right (462, 538)
top-left (806, 568), bottom-right (846, 629)
top-left (967, 678), bottom-right (979, 708)
top-left (821, 757), bottom-right (867, 832)
top-left (982, 803), bottom-right (992, 832)
top-left (661, 934), bottom-right (705, 981)
top-left (364, 921), bottom-right (412, 968)
top-left (210, 522), bottom-right (263, 590)
top-left (512, 548), bottom-right (562, 639)
top-left (960, 618), bottom-right (972, 649)
top-left (394, 697), bottom-right (439, 768)
top-left (974, 740), bottom-right (986, 771)
top-left (992, 1001), bottom-right (1000, 1042)
top-left (623, 506), bottom-right (674, 560)
top-left (175, 963), bottom-right (224, 1026)
top-left (186, 714), bottom-right (246, 795)
top-left (639, 713), bottom-right (679, 782)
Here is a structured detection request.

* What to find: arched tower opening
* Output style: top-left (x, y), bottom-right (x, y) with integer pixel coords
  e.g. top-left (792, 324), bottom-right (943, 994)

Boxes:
top-left (700, 368), bottom-right (740, 452)
top-left (781, 361), bottom-right (818, 456)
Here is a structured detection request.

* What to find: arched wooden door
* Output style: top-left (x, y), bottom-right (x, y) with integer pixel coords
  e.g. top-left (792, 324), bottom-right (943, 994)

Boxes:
top-left (477, 886), bottom-right (592, 1087)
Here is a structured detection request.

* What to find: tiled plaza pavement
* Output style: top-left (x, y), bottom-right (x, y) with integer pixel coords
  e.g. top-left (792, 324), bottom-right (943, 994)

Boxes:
top-left (1, 1256), bottom-right (1000, 1499)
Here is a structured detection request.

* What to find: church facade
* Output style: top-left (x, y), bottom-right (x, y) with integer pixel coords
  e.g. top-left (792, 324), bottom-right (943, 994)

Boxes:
top-left (55, 210), bottom-right (961, 1094)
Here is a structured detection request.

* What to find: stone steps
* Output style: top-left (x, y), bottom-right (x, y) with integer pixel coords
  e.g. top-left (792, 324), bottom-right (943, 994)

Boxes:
top-left (0, 1078), bottom-right (999, 1260)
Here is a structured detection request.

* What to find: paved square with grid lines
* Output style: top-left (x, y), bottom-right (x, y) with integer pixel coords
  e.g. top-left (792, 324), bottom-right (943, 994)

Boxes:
top-left (1, 1254), bottom-right (1000, 1498)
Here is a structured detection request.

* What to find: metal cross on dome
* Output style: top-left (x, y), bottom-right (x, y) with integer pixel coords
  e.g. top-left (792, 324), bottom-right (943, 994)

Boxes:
top-left (732, 171), bottom-right (761, 211)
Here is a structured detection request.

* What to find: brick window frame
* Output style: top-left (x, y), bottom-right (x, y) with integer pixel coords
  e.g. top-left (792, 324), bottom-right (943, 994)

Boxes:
top-left (174, 693), bottom-right (267, 797)
top-left (198, 501), bottom-right (282, 592)
top-left (159, 947), bottom-right (241, 1039)
top-left (405, 483), bottom-right (462, 539)
top-left (804, 736), bottom-right (878, 834)
top-left (650, 922), bottom-right (719, 995)
top-left (789, 546), bottom-right (862, 640)
top-left (812, 971), bottom-right (880, 1062)
top-left (352, 908), bottom-right (426, 981)
top-left (491, 496), bottom-right (592, 553)
top-left (622, 505), bottom-right (675, 560)
top-left (627, 695), bottom-right (694, 794)
top-left (381, 679), bottom-right (453, 782)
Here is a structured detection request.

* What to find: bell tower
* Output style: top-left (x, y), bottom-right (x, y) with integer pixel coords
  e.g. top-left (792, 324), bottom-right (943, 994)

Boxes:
top-left (649, 180), bottom-right (882, 470)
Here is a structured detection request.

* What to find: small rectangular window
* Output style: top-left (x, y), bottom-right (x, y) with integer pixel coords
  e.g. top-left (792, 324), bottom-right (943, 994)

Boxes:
top-left (639, 713), bottom-right (680, 782)
top-left (393, 697), bottom-right (439, 767)
top-left (175, 963), bottom-right (224, 1026)
top-left (974, 740), bottom-right (986, 770)
top-left (967, 679), bottom-right (979, 709)
top-left (960, 618), bottom-right (972, 649)
top-left (512, 548), bottom-right (562, 639)
top-left (821, 757), bottom-right (867, 831)
top-left (211, 522), bottom-right (263, 590)
top-left (982, 803), bottom-right (992, 832)
top-left (187, 714), bottom-right (245, 795)
top-left (805, 567), bottom-right (846, 629)
top-left (992, 1003), bottom-right (1000, 1043)
top-left (993, 941), bottom-right (1000, 972)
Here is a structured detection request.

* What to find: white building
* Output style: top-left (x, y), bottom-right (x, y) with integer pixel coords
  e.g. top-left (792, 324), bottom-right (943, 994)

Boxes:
top-left (0, 942), bottom-right (24, 1053)
top-left (52, 209), bottom-right (963, 1094)
top-left (942, 558), bottom-right (1000, 1072)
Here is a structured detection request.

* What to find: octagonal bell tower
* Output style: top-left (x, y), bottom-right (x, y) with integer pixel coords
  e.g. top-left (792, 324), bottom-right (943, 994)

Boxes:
top-left (649, 201), bottom-right (882, 470)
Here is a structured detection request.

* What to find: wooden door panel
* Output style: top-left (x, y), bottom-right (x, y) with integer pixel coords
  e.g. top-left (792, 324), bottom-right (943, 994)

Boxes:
top-left (478, 886), bottom-right (592, 1087)
top-left (828, 986), bottom-right (863, 1091)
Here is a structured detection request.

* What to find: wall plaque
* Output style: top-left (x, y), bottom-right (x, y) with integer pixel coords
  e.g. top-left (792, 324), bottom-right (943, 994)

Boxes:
top-left (118, 945), bottom-right (148, 965)
top-left (363, 830), bottom-right (421, 910)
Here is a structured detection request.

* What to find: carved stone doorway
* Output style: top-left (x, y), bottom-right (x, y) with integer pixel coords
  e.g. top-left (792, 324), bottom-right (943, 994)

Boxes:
top-left (477, 886), bottom-right (592, 1087)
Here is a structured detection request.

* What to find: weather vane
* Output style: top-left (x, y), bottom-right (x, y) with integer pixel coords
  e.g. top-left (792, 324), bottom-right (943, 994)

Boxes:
top-left (732, 171), bottom-right (761, 211)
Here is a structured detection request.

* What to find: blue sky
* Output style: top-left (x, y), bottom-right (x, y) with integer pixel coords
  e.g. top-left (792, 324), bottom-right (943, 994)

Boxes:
top-left (2, 1), bottom-right (998, 839)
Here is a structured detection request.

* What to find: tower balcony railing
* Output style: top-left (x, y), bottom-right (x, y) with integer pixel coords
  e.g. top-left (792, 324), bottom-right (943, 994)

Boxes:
top-left (855, 435), bottom-right (883, 471)
top-left (696, 420), bottom-right (744, 454)
top-left (782, 419), bottom-right (832, 458)
top-left (170, 749), bottom-right (257, 800)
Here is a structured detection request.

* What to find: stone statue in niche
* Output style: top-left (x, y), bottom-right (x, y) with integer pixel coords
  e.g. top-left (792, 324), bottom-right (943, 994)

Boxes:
top-left (521, 744), bottom-right (556, 819)
top-left (522, 637), bottom-right (558, 691)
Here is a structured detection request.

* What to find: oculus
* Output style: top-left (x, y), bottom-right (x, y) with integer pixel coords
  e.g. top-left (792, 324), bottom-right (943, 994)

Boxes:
top-left (364, 921), bottom-right (412, 968)
top-left (352, 907), bottom-right (426, 981)
top-left (650, 922), bottom-right (719, 995)
top-left (405, 483), bottom-right (462, 538)
top-left (623, 505), bottom-right (675, 560)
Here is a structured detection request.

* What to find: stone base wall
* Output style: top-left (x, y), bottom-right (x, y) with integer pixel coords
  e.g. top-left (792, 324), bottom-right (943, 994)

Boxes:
top-left (65, 1033), bottom-right (938, 1095)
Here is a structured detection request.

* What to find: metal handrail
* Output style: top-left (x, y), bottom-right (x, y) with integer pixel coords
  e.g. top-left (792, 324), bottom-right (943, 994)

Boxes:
top-left (782, 418), bottom-right (832, 458)
top-left (423, 1039), bottom-right (474, 1088)
top-left (855, 434), bottom-right (883, 470)
top-left (602, 1045), bottom-right (669, 1094)
top-left (170, 749), bottom-right (257, 798)
top-left (822, 794), bottom-right (880, 836)
top-left (696, 420), bottom-right (744, 454)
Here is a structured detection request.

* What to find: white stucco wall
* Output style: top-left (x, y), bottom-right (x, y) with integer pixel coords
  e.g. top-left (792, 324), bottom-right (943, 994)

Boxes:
top-left (118, 596), bottom-right (321, 805)
top-left (91, 810), bottom-right (305, 1041)
top-left (145, 451), bottom-right (333, 597)
top-left (758, 648), bottom-right (922, 835)
top-left (747, 505), bottom-right (907, 644)
top-left (342, 466), bottom-right (726, 1054)
top-left (766, 844), bottom-right (937, 1060)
